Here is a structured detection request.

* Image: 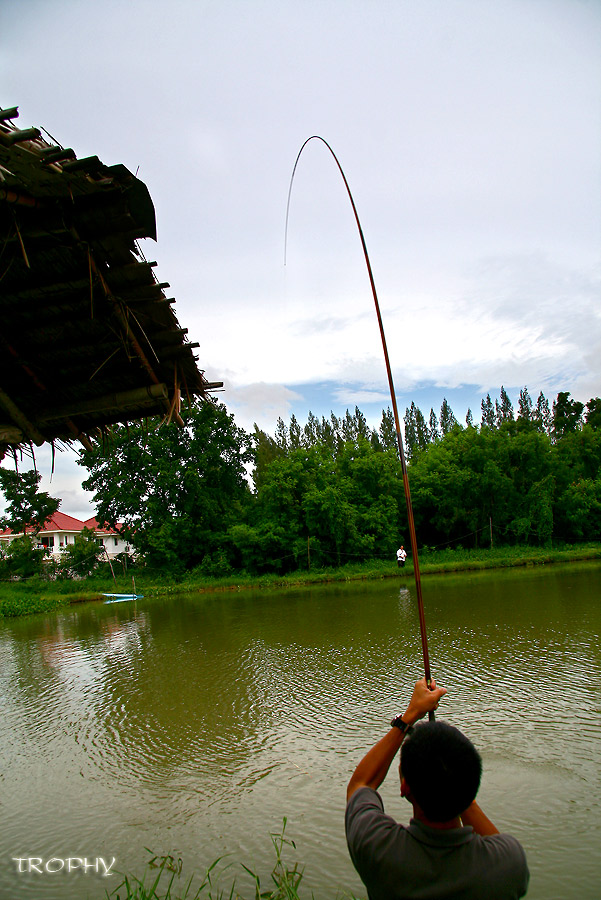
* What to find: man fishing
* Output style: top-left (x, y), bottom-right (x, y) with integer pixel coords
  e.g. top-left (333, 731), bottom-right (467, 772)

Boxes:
top-left (345, 678), bottom-right (529, 899)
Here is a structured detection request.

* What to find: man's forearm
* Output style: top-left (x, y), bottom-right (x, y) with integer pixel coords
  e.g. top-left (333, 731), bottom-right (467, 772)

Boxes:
top-left (346, 727), bottom-right (406, 801)
top-left (461, 801), bottom-right (499, 835)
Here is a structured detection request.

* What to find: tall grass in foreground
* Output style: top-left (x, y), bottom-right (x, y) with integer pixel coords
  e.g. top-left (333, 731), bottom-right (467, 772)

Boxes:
top-left (107, 821), bottom-right (362, 900)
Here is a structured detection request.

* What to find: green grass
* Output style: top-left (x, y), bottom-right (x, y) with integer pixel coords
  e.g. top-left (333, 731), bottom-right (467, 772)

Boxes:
top-left (106, 821), bottom-right (363, 900)
top-left (1, 544), bottom-right (600, 620)
top-left (416, 543), bottom-right (601, 574)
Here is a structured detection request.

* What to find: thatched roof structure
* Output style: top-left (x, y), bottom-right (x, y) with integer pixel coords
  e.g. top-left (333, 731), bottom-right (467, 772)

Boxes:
top-left (0, 105), bottom-right (221, 460)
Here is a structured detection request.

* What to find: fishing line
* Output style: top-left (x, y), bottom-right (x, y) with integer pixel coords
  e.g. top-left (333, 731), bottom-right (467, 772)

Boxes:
top-left (285, 136), bottom-right (434, 709)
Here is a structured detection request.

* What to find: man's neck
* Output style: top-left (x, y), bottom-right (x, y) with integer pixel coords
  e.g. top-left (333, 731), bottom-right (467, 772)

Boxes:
top-left (413, 806), bottom-right (463, 830)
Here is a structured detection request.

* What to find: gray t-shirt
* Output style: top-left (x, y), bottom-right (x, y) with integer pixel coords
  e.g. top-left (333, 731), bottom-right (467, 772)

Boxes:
top-left (346, 787), bottom-right (529, 900)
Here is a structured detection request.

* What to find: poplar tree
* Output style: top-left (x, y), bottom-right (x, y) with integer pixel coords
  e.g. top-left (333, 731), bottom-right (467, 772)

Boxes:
top-left (289, 414), bottom-right (302, 449)
top-left (252, 426), bottom-right (281, 488)
top-left (379, 408), bottom-right (397, 452)
top-left (319, 416), bottom-right (336, 449)
top-left (304, 411), bottom-right (320, 446)
top-left (403, 405), bottom-right (417, 459)
top-left (342, 410), bottom-right (356, 443)
top-left (517, 387), bottom-right (533, 422)
top-left (439, 398), bottom-right (458, 435)
top-left (275, 417), bottom-right (288, 450)
top-left (370, 428), bottom-right (382, 452)
top-left (533, 392), bottom-right (552, 435)
top-left (353, 406), bottom-right (370, 442)
top-left (496, 386), bottom-right (514, 425)
top-left (429, 408), bottom-right (439, 442)
top-left (330, 413), bottom-right (342, 449)
top-left (481, 394), bottom-right (495, 429)
top-left (404, 403), bottom-right (429, 458)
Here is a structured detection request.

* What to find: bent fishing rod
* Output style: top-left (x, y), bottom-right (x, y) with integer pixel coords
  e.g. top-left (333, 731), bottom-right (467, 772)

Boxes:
top-left (285, 136), bottom-right (434, 714)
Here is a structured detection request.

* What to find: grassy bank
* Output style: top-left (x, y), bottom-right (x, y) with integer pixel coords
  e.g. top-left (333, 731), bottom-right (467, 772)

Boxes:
top-left (106, 822), bottom-right (361, 900)
top-left (1, 544), bottom-right (600, 620)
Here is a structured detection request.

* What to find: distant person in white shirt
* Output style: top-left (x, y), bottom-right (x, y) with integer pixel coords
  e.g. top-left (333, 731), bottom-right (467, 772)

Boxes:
top-left (397, 546), bottom-right (407, 568)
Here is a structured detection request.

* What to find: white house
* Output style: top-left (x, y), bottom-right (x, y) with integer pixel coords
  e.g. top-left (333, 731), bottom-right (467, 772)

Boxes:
top-left (0, 511), bottom-right (132, 560)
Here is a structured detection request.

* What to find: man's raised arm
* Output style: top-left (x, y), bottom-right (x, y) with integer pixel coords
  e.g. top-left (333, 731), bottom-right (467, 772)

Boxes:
top-left (346, 678), bottom-right (446, 802)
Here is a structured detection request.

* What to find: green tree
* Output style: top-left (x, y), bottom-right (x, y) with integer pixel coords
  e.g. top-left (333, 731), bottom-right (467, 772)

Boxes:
top-left (289, 414), bottom-right (302, 449)
top-left (330, 413), bottom-right (342, 449)
top-left (252, 426), bottom-right (281, 492)
top-left (58, 526), bottom-right (104, 577)
top-left (238, 437), bottom-right (406, 573)
top-left (274, 417), bottom-right (288, 450)
top-left (353, 406), bottom-right (370, 442)
top-left (404, 403), bottom-right (429, 458)
top-left (517, 387), bottom-right (533, 423)
top-left (585, 398), bottom-right (601, 430)
top-left (551, 422), bottom-right (601, 540)
top-left (496, 386), bottom-right (514, 425)
top-left (319, 416), bottom-right (337, 450)
top-left (379, 408), bottom-right (397, 452)
top-left (408, 422), bottom-right (554, 548)
top-left (533, 391), bottom-right (552, 436)
top-left (304, 411), bottom-right (320, 446)
top-left (2, 535), bottom-right (46, 578)
top-left (552, 392), bottom-right (584, 440)
top-left (481, 394), bottom-right (495, 429)
top-left (0, 469), bottom-right (60, 535)
top-left (78, 401), bottom-right (252, 574)
top-left (558, 477), bottom-right (601, 541)
top-left (429, 408), bottom-right (439, 441)
top-left (439, 398), bottom-right (458, 435)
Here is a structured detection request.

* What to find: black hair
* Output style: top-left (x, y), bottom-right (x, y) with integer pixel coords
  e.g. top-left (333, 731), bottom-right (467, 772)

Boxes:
top-left (400, 721), bottom-right (482, 822)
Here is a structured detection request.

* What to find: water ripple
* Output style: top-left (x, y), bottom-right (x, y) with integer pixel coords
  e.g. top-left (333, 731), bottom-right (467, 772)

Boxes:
top-left (1, 567), bottom-right (600, 900)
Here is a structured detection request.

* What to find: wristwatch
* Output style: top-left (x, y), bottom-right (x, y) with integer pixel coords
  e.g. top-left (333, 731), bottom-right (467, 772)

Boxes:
top-left (391, 715), bottom-right (414, 735)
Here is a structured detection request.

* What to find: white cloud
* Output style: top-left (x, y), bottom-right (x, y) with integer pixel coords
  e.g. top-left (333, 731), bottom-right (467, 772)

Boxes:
top-left (222, 381), bottom-right (303, 432)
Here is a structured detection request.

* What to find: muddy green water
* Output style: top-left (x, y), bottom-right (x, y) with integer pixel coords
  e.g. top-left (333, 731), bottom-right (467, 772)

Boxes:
top-left (1, 563), bottom-right (600, 899)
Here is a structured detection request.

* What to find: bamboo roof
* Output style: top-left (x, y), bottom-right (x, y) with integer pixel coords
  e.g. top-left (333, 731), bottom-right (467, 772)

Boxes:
top-left (0, 105), bottom-right (222, 460)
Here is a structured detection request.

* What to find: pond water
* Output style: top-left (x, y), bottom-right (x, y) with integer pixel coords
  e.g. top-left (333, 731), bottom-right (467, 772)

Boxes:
top-left (1, 562), bottom-right (600, 899)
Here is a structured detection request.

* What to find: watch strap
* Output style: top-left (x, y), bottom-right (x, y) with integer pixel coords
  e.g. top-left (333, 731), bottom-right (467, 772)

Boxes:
top-left (390, 715), bottom-right (414, 735)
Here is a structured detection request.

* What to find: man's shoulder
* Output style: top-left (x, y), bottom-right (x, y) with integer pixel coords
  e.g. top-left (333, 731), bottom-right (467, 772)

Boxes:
top-left (346, 786), bottom-right (384, 823)
top-left (346, 786), bottom-right (389, 822)
top-left (474, 830), bottom-right (529, 864)
top-left (345, 787), bottom-right (410, 851)
top-left (345, 791), bottom-right (528, 899)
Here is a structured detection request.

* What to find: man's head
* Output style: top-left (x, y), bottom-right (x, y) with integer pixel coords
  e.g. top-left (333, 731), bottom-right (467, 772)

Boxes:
top-left (400, 720), bottom-right (482, 822)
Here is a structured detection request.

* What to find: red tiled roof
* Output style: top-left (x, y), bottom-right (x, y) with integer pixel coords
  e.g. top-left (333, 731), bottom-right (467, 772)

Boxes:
top-left (0, 511), bottom-right (121, 537)
top-left (43, 511), bottom-right (88, 532)
top-left (83, 517), bottom-right (121, 535)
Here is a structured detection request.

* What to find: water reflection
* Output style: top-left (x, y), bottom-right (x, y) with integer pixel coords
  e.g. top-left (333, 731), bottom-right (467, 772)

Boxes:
top-left (0, 563), bottom-right (600, 899)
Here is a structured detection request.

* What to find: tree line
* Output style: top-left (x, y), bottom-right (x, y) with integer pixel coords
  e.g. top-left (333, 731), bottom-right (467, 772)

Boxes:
top-left (1, 387), bottom-right (600, 578)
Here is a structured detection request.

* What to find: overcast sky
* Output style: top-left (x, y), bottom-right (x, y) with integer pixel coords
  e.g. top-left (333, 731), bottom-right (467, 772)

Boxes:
top-left (1, 0), bottom-right (600, 518)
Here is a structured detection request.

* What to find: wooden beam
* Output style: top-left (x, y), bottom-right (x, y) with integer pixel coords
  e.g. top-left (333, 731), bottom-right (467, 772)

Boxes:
top-left (0, 424), bottom-right (24, 443)
top-left (38, 383), bottom-right (170, 423)
top-left (0, 388), bottom-right (46, 445)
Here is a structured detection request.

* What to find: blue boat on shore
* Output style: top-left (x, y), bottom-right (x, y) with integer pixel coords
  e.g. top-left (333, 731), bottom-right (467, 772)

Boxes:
top-left (102, 593), bottom-right (144, 603)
